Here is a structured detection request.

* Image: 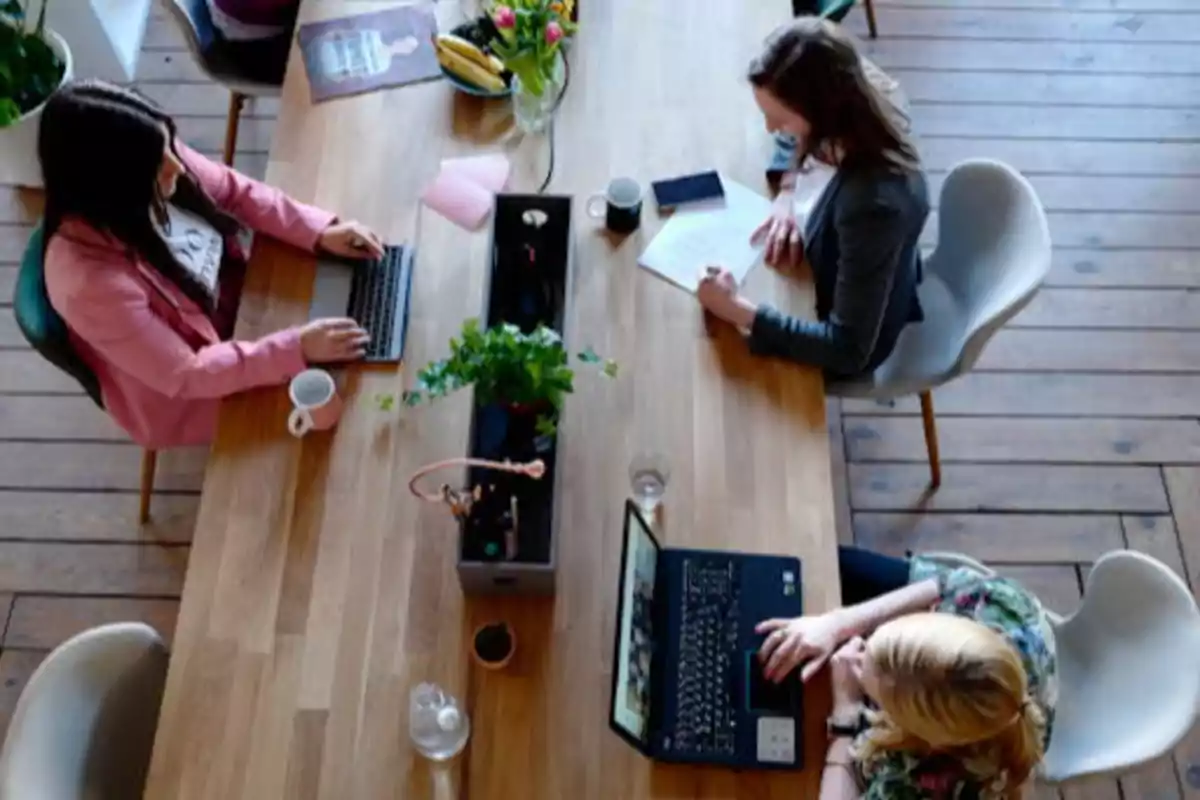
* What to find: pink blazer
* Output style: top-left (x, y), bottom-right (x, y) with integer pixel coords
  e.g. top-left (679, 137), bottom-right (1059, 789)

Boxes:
top-left (44, 145), bottom-right (335, 449)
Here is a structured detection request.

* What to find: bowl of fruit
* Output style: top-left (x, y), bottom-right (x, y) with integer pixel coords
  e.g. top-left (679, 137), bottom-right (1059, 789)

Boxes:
top-left (436, 17), bottom-right (512, 98)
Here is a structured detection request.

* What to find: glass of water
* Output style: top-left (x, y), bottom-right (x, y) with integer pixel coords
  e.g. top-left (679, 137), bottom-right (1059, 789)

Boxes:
top-left (629, 452), bottom-right (670, 514)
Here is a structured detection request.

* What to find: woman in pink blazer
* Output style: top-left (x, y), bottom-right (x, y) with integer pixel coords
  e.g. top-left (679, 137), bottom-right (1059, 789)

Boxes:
top-left (40, 80), bottom-right (381, 449)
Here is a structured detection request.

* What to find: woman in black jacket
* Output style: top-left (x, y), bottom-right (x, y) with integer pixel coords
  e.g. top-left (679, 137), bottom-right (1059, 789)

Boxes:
top-left (697, 18), bottom-right (928, 379)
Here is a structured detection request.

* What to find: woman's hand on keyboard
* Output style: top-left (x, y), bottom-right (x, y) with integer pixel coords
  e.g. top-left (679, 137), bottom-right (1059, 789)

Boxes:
top-left (755, 612), bottom-right (843, 683)
top-left (300, 317), bottom-right (371, 363)
top-left (318, 220), bottom-right (385, 259)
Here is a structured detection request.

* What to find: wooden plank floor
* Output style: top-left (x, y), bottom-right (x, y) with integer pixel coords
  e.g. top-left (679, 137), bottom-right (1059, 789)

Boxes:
top-left (0, 2), bottom-right (1197, 796)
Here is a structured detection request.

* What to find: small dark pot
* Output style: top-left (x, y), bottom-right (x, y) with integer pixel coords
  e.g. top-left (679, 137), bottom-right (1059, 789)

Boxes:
top-left (472, 621), bottom-right (516, 670)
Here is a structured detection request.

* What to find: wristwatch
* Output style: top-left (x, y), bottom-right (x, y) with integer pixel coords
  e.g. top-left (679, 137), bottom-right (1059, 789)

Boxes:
top-left (826, 708), bottom-right (865, 739)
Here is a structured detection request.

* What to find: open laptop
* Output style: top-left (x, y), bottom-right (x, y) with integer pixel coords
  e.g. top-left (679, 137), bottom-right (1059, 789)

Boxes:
top-left (309, 244), bottom-right (415, 363)
top-left (609, 500), bottom-right (805, 769)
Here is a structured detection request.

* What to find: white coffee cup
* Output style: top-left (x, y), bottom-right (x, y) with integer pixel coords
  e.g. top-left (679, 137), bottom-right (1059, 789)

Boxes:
top-left (288, 369), bottom-right (343, 437)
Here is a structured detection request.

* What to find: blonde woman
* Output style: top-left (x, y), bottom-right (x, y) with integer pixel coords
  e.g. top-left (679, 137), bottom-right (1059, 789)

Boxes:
top-left (757, 549), bottom-right (1056, 798)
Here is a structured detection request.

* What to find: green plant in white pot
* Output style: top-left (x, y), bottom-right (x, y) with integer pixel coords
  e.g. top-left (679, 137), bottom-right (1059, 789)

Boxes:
top-left (0, 0), bottom-right (70, 187)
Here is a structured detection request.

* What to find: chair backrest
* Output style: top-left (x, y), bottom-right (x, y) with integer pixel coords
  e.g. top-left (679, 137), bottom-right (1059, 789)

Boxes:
top-left (159, 0), bottom-right (220, 68)
top-left (926, 159), bottom-right (1051, 376)
top-left (0, 623), bottom-right (169, 800)
top-left (1042, 551), bottom-right (1200, 783)
top-left (12, 224), bottom-right (104, 408)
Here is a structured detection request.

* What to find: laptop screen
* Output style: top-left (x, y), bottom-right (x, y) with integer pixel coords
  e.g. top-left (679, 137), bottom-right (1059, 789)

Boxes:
top-left (611, 503), bottom-right (660, 746)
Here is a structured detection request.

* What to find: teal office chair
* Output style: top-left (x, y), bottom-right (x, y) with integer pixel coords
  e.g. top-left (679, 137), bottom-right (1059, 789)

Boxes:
top-left (13, 225), bottom-right (159, 523)
top-left (796, 0), bottom-right (879, 38)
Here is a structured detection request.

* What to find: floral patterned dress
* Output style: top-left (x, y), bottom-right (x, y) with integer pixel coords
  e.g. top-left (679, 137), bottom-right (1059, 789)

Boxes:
top-left (854, 557), bottom-right (1059, 799)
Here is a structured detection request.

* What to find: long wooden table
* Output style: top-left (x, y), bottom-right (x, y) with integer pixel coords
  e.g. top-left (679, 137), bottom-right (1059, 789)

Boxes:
top-left (143, 1), bottom-right (839, 797)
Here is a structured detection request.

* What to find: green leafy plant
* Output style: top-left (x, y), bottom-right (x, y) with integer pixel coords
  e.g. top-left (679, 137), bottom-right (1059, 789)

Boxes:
top-left (487, 0), bottom-right (576, 97)
top-left (0, 0), bottom-right (64, 128)
top-left (403, 318), bottom-right (616, 436)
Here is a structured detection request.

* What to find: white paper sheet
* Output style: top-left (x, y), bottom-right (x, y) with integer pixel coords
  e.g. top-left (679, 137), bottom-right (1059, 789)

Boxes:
top-left (638, 176), bottom-right (773, 293)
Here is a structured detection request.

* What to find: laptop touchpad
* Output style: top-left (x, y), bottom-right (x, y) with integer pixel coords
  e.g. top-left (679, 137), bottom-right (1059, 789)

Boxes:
top-left (747, 652), bottom-right (797, 714)
top-left (310, 259), bottom-right (353, 321)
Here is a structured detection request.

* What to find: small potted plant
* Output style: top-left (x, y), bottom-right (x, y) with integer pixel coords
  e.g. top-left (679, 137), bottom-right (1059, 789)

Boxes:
top-left (0, 0), bottom-right (70, 187)
top-left (403, 318), bottom-right (616, 437)
top-left (472, 621), bottom-right (517, 670)
top-left (487, 0), bottom-right (576, 132)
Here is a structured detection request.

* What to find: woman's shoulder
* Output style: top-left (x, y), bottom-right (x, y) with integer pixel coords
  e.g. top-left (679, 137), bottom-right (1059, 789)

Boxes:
top-left (45, 221), bottom-right (144, 308)
top-left (837, 162), bottom-right (929, 218)
top-left (860, 749), bottom-right (987, 799)
top-left (911, 557), bottom-right (1059, 714)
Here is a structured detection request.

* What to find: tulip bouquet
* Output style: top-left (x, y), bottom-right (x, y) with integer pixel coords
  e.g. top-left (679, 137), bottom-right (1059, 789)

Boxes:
top-left (488, 0), bottom-right (576, 100)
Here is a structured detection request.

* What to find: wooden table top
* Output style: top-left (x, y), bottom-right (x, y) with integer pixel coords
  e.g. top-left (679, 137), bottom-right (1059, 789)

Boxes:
top-left (143, 1), bottom-right (839, 797)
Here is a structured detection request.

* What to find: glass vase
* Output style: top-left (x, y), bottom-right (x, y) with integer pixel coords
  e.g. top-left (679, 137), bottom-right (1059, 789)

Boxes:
top-left (510, 59), bottom-right (564, 134)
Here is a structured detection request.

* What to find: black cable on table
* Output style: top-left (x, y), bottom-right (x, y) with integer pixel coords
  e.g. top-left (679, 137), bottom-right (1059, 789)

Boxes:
top-left (536, 51), bottom-right (571, 194)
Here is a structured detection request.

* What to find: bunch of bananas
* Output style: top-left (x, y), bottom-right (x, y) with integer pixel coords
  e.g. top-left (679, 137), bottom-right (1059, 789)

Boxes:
top-left (435, 34), bottom-right (508, 94)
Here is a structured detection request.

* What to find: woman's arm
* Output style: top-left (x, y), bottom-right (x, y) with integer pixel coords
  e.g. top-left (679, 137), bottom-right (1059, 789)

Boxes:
top-left (747, 184), bottom-right (909, 374)
top-left (821, 738), bottom-right (861, 800)
top-left (831, 578), bottom-right (940, 641)
top-left (177, 143), bottom-right (336, 253)
top-left (58, 261), bottom-right (305, 400)
top-left (758, 579), bottom-right (939, 681)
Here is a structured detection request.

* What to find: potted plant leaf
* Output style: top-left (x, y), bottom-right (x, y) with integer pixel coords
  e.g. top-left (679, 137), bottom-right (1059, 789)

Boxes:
top-left (0, 0), bottom-right (70, 187)
top-left (403, 317), bottom-right (616, 437)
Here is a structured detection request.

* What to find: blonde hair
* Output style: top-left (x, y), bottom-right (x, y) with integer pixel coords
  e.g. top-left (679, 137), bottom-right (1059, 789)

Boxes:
top-left (858, 613), bottom-right (1046, 798)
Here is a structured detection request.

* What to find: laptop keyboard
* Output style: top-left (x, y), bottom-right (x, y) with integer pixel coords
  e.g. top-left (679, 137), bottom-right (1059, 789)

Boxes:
top-left (346, 244), bottom-right (408, 361)
top-left (671, 557), bottom-right (741, 757)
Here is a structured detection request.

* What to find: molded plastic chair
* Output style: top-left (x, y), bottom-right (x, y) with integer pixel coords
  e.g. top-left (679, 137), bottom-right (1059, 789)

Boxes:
top-left (830, 160), bottom-right (1052, 488)
top-left (13, 225), bottom-right (159, 523)
top-left (0, 623), bottom-right (169, 800)
top-left (159, 0), bottom-right (283, 165)
top-left (1043, 551), bottom-right (1200, 783)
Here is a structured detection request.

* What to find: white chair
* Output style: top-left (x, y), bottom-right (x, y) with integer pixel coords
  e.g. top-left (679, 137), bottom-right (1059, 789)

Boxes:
top-left (1043, 551), bottom-right (1200, 784)
top-left (0, 623), bottom-right (169, 800)
top-left (159, 0), bottom-right (282, 165)
top-left (831, 159), bottom-right (1052, 488)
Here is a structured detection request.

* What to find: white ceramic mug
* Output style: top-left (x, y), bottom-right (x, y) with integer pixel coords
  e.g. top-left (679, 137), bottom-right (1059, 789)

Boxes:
top-left (288, 369), bottom-right (343, 437)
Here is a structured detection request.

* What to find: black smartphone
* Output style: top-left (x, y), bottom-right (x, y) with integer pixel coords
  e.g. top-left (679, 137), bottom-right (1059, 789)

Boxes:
top-left (651, 170), bottom-right (725, 211)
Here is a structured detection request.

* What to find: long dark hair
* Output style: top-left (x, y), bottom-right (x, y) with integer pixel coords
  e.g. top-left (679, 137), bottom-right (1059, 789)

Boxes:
top-left (748, 18), bottom-right (918, 172)
top-left (38, 80), bottom-right (240, 314)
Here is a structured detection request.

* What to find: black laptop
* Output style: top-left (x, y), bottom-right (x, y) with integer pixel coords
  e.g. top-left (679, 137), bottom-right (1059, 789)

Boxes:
top-left (608, 500), bottom-right (805, 769)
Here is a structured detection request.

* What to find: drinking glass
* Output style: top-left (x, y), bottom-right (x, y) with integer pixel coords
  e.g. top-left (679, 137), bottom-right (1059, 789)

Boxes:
top-left (629, 452), bottom-right (670, 513)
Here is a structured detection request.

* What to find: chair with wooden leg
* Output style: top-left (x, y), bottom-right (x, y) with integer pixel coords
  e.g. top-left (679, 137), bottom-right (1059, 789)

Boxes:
top-left (159, 0), bottom-right (283, 165)
top-left (14, 225), bottom-right (161, 523)
top-left (828, 159), bottom-right (1052, 488)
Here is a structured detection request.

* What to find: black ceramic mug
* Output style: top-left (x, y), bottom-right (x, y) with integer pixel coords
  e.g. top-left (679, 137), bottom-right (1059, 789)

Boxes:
top-left (586, 177), bottom-right (642, 234)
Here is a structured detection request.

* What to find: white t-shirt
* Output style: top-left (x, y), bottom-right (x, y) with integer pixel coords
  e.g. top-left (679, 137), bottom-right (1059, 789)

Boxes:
top-left (155, 204), bottom-right (224, 298)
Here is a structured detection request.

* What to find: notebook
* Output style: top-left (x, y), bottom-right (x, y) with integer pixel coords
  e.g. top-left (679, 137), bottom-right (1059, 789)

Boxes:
top-left (422, 154), bottom-right (512, 231)
top-left (638, 176), bottom-right (773, 293)
top-left (297, 4), bottom-right (441, 103)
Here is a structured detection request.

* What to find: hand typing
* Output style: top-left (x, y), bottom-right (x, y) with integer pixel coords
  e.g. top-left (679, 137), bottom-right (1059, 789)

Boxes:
top-left (300, 318), bottom-right (370, 363)
top-left (318, 220), bottom-right (386, 260)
